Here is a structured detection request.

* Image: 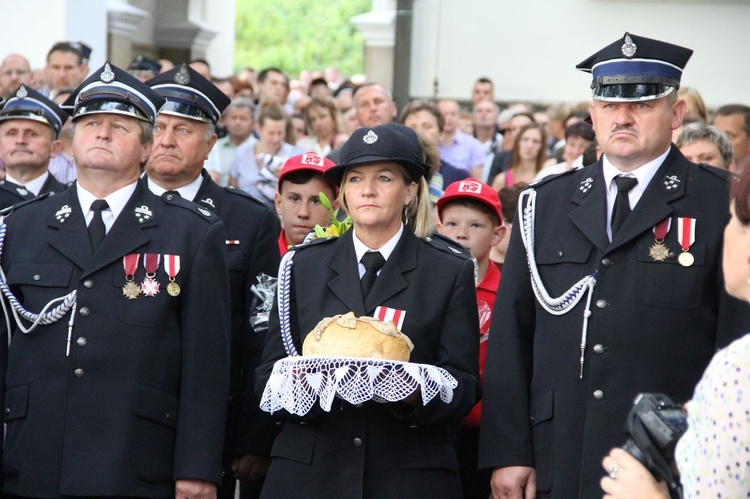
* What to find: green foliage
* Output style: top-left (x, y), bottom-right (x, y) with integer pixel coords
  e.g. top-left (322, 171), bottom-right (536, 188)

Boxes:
top-left (235, 0), bottom-right (371, 78)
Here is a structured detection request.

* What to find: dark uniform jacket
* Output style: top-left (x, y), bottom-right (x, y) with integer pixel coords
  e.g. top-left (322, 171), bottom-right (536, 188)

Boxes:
top-left (0, 174), bottom-right (68, 210)
top-left (478, 147), bottom-right (750, 498)
top-left (256, 228), bottom-right (480, 499)
top-left (0, 181), bottom-right (231, 498)
top-left (176, 170), bottom-right (281, 463)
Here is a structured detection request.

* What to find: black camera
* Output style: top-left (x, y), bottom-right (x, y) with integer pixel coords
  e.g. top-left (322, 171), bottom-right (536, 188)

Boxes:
top-left (622, 393), bottom-right (688, 495)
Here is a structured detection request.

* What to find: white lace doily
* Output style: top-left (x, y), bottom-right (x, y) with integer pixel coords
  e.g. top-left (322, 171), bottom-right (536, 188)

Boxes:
top-left (259, 355), bottom-right (458, 416)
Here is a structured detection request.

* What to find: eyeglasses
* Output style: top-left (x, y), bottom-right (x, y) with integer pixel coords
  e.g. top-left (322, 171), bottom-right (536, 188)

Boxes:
top-left (0, 70), bottom-right (30, 77)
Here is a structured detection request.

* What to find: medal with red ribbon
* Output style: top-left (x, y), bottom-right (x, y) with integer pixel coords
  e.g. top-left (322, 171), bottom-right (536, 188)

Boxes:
top-left (141, 253), bottom-right (161, 296)
top-left (164, 254), bottom-right (181, 297)
top-left (677, 217), bottom-right (696, 267)
top-left (649, 218), bottom-right (671, 262)
top-left (122, 254), bottom-right (141, 299)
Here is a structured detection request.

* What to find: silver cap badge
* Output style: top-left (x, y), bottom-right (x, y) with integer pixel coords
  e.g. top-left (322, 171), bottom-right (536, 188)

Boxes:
top-left (363, 130), bottom-right (378, 145)
top-left (174, 64), bottom-right (190, 85)
top-left (16, 85), bottom-right (27, 99)
top-left (100, 63), bottom-right (115, 83)
top-left (621, 33), bottom-right (637, 58)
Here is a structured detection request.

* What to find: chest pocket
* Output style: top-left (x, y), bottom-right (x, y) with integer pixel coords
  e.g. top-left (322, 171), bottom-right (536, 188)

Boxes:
top-left (5, 263), bottom-right (74, 311)
top-left (636, 240), bottom-right (705, 310)
top-left (112, 268), bottom-right (171, 329)
top-left (534, 242), bottom-right (594, 297)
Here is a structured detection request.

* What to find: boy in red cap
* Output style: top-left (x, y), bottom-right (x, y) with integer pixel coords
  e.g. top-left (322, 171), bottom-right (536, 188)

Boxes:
top-left (436, 179), bottom-right (506, 499)
top-left (275, 152), bottom-right (338, 254)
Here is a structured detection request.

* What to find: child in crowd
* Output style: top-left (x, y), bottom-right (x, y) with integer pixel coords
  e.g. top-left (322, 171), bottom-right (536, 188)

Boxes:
top-left (436, 179), bottom-right (506, 499)
top-left (274, 152), bottom-right (338, 255)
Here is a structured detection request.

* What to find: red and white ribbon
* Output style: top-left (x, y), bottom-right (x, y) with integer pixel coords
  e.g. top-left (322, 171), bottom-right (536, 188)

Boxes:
top-left (677, 217), bottom-right (696, 251)
top-left (374, 306), bottom-right (406, 331)
top-left (164, 254), bottom-right (180, 281)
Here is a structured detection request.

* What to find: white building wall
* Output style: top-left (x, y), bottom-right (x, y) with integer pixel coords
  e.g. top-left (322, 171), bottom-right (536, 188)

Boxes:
top-left (410, 0), bottom-right (750, 108)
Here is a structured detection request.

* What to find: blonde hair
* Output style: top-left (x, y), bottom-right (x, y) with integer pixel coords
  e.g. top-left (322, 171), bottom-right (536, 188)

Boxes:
top-left (338, 162), bottom-right (433, 238)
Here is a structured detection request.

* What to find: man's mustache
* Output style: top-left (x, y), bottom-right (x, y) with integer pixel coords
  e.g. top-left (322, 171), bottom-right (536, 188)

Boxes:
top-left (609, 125), bottom-right (638, 137)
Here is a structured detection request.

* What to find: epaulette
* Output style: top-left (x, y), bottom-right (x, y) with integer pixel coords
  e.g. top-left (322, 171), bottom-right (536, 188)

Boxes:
top-left (160, 191), bottom-right (220, 223)
top-left (528, 167), bottom-right (578, 189)
top-left (224, 185), bottom-right (269, 208)
top-left (0, 191), bottom-right (53, 217)
top-left (288, 234), bottom-right (338, 253)
top-left (697, 162), bottom-right (733, 182)
top-left (423, 233), bottom-right (471, 259)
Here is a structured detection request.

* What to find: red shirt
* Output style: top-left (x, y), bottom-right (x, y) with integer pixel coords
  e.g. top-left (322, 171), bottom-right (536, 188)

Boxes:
top-left (464, 260), bottom-right (500, 427)
top-left (278, 229), bottom-right (290, 256)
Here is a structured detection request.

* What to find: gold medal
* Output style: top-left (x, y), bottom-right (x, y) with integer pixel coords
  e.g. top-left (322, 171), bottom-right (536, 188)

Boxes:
top-left (167, 281), bottom-right (181, 297)
top-left (122, 280), bottom-right (141, 300)
top-left (649, 242), bottom-right (669, 262)
top-left (678, 251), bottom-right (694, 267)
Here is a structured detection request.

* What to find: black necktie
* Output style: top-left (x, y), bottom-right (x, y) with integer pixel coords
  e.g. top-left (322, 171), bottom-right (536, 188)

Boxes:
top-left (88, 199), bottom-right (109, 252)
top-left (611, 176), bottom-right (638, 236)
top-left (360, 251), bottom-right (385, 300)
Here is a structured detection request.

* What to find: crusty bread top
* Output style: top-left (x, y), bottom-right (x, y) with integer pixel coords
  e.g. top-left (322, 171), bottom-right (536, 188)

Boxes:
top-left (302, 312), bottom-right (414, 361)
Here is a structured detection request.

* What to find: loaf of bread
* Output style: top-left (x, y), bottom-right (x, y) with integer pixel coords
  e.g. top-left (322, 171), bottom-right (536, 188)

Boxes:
top-left (302, 312), bottom-right (414, 361)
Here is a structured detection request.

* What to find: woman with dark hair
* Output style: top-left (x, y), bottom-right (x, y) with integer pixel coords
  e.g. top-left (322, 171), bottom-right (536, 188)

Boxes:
top-left (256, 123), bottom-right (479, 498)
top-left (491, 122), bottom-right (548, 190)
top-left (600, 170), bottom-right (750, 498)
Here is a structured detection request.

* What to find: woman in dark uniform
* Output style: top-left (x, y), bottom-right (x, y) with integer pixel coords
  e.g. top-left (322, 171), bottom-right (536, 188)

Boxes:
top-left (256, 123), bottom-right (479, 498)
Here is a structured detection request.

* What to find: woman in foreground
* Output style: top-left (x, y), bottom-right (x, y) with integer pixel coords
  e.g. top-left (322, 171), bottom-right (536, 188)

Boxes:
top-left (256, 123), bottom-right (479, 498)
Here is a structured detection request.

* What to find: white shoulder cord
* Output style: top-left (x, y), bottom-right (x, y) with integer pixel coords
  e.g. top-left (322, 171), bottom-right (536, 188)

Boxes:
top-left (276, 245), bottom-right (299, 357)
top-left (0, 219), bottom-right (77, 350)
top-left (518, 189), bottom-right (596, 379)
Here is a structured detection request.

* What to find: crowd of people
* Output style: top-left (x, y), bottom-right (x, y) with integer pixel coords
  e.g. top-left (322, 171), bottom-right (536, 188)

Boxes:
top-left (0, 31), bottom-right (747, 499)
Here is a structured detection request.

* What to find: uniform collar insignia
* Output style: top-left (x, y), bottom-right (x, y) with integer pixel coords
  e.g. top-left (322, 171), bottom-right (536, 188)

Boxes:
top-left (174, 64), bottom-right (190, 85)
top-left (199, 196), bottom-right (215, 209)
top-left (15, 187), bottom-right (27, 196)
top-left (100, 62), bottom-right (115, 83)
top-left (363, 129), bottom-right (378, 145)
top-left (621, 33), bottom-right (637, 58)
top-left (134, 204), bottom-right (153, 223)
top-left (662, 175), bottom-right (681, 192)
top-left (55, 204), bottom-right (72, 223)
top-left (578, 177), bottom-right (594, 196)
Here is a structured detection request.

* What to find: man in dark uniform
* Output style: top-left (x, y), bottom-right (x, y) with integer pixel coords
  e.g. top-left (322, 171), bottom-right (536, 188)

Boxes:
top-left (0, 85), bottom-right (69, 209)
top-left (144, 64), bottom-right (281, 499)
top-left (0, 62), bottom-right (231, 498)
top-left (478, 32), bottom-right (750, 498)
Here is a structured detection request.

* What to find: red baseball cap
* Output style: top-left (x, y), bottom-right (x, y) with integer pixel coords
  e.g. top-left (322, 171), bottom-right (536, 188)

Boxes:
top-left (437, 179), bottom-right (503, 222)
top-left (277, 152), bottom-right (338, 194)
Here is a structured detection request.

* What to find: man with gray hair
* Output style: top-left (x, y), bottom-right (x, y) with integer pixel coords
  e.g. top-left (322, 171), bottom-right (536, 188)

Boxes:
top-left (145, 64), bottom-right (281, 499)
top-left (206, 97), bottom-right (256, 186)
top-left (327, 81), bottom-right (397, 163)
top-left (712, 104), bottom-right (750, 173)
top-left (676, 122), bottom-right (735, 170)
top-left (0, 54), bottom-right (32, 99)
